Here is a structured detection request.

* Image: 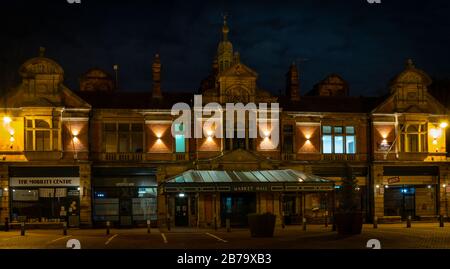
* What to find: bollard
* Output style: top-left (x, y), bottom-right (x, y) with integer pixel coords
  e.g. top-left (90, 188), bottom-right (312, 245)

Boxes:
top-left (406, 216), bottom-right (411, 228)
top-left (226, 218), bottom-right (231, 233)
top-left (147, 219), bottom-right (151, 234)
top-left (20, 222), bottom-right (25, 236)
top-left (440, 215), bottom-right (444, 228)
top-left (63, 222), bottom-right (67, 236)
top-left (167, 217), bottom-right (171, 231)
top-left (373, 216), bottom-right (378, 229)
top-left (4, 218), bottom-right (9, 232)
top-left (106, 221), bottom-right (110, 235)
top-left (302, 217), bottom-right (307, 231)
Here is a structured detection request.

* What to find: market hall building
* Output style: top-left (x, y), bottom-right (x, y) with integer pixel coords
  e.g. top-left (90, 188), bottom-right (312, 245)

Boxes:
top-left (0, 19), bottom-right (449, 228)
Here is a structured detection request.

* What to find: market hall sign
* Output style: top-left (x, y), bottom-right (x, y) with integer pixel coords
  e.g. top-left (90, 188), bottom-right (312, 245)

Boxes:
top-left (10, 177), bottom-right (80, 187)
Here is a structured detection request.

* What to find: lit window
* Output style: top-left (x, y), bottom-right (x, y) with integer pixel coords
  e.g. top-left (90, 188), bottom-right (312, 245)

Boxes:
top-left (322, 125), bottom-right (356, 154)
top-left (334, 135), bottom-right (344, 153)
top-left (175, 123), bottom-right (185, 153)
top-left (322, 135), bottom-right (332, 154)
top-left (25, 118), bottom-right (59, 151)
top-left (400, 124), bottom-right (427, 152)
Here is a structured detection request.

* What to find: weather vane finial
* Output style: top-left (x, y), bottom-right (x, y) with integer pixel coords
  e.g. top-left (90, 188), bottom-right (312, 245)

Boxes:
top-left (221, 12), bottom-right (230, 41)
top-left (39, 47), bottom-right (45, 57)
top-left (222, 12), bottom-right (228, 25)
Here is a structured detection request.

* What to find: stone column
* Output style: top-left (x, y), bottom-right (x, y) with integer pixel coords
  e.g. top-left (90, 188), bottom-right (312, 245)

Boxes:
top-left (79, 163), bottom-right (92, 227)
top-left (0, 165), bottom-right (9, 223)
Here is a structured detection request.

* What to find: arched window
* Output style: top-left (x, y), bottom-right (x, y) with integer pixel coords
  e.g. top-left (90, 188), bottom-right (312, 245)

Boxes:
top-left (25, 118), bottom-right (59, 151)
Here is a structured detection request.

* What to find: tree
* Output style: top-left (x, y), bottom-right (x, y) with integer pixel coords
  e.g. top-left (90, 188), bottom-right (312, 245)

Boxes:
top-left (338, 163), bottom-right (359, 213)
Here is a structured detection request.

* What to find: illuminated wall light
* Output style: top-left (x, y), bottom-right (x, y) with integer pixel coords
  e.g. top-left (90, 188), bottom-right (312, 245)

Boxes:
top-left (381, 139), bottom-right (388, 146)
top-left (443, 184), bottom-right (447, 188)
top-left (430, 128), bottom-right (441, 139)
top-left (178, 193), bottom-right (185, 198)
top-left (3, 187), bottom-right (7, 192)
top-left (3, 116), bottom-right (12, 124)
top-left (384, 185), bottom-right (389, 189)
top-left (375, 184), bottom-right (380, 189)
top-left (440, 122), bottom-right (448, 129)
top-left (427, 185), bottom-right (432, 189)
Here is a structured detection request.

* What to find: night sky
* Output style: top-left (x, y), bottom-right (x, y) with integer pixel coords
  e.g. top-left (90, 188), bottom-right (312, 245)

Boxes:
top-left (1, 0), bottom-right (450, 97)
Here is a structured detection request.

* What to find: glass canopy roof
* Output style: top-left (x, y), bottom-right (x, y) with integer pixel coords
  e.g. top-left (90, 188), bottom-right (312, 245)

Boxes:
top-left (167, 169), bottom-right (331, 184)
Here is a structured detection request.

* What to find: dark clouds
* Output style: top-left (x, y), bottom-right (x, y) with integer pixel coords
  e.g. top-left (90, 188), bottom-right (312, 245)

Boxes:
top-left (1, 0), bottom-right (450, 96)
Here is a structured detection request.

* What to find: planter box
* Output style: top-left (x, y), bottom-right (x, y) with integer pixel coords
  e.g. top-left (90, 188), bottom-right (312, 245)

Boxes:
top-left (335, 212), bottom-right (363, 235)
top-left (248, 213), bottom-right (276, 238)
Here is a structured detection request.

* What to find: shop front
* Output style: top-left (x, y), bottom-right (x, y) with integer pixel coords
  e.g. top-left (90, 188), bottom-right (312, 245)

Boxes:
top-left (9, 166), bottom-right (81, 227)
top-left (92, 167), bottom-right (157, 227)
top-left (162, 169), bottom-right (335, 228)
top-left (312, 166), bottom-right (369, 220)
top-left (382, 166), bottom-right (439, 220)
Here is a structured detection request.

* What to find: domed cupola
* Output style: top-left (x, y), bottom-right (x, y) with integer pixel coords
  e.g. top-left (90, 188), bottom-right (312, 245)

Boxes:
top-left (217, 15), bottom-right (234, 73)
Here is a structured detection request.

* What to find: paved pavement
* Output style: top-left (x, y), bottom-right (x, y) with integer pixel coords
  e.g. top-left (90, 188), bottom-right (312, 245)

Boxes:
top-left (0, 223), bottom-right (450, 249)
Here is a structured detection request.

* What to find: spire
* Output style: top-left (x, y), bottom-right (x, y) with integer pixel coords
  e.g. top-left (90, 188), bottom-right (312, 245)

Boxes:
top-left (152, 53), bottom-right (162, 99)
top-left (222, 14), bottom-right (229, 41)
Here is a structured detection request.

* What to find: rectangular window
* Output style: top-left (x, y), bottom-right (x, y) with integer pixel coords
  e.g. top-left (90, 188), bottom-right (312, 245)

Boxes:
top-left (322, 135), bottom-right (332, 154)
top-left (334, 135), bottom-right (344, 154)
top-left (282, 124), bottom-right (294, 153)
top-left (346, 135), bottom-right (356, 154)
top-left (175, 123), bottom-right (185, 153)
top-left (103, 123), bottom-right (144, 153)
top-left (322, 125), bottom-right (356, 154)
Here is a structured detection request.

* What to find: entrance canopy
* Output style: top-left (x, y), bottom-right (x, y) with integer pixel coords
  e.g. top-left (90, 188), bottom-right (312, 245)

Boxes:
top-left (163, 169), bottom-right (334, 193)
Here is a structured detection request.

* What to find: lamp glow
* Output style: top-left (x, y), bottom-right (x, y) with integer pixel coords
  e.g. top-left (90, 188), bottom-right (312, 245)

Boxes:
top-left (440, 122), bottom-right (448, 128)
top-left (3, 116), bottom-right (11, 124)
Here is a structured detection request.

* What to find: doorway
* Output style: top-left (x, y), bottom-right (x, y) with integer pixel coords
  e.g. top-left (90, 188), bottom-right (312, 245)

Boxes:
top-left (119, 198), bottom-right (132, 226)
top-left (384, 186), bottom-right (415, 219)
top-left (221, 193), bottom-right (256, 227)
top-left (175, 195), bottom-right (189, 226)
top-left (282, 194), bottom-right (297, 224)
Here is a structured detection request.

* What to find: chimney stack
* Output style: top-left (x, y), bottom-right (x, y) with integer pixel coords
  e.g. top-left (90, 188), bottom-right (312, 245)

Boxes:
top-left (152, 53), bottom-right (162, 99)
top-left (286, 62), bottom-right (300, 100)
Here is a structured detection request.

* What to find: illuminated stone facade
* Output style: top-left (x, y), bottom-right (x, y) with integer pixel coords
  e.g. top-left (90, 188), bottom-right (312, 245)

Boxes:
top-left (0, 21), bottom-right (449, 228)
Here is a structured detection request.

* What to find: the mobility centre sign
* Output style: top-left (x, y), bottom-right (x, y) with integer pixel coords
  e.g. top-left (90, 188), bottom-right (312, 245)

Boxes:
top-left (10, 177), bottom-right (80, 187)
